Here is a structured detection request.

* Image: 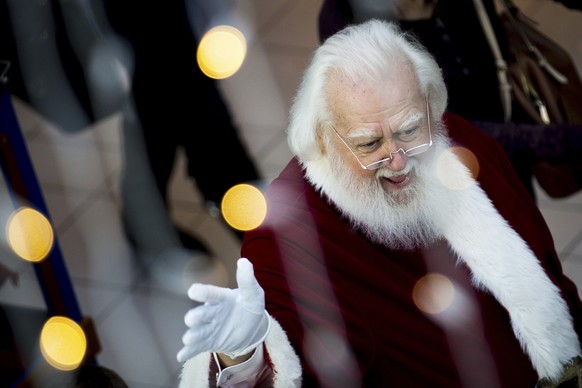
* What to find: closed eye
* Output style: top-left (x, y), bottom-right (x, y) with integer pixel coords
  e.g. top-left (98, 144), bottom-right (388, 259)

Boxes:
top-left (396, 127), bottom-right (419, 141)
top-left (356, 138), bottom-right (382, 153)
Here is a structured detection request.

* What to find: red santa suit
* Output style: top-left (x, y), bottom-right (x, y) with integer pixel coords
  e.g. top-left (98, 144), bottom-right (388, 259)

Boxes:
top-left (180, 112), bottom-right (582, 387)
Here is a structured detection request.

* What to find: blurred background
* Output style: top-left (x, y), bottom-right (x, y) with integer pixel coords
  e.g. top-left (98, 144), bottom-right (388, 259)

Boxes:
top-left (0, 0), bottom-right (581, 387)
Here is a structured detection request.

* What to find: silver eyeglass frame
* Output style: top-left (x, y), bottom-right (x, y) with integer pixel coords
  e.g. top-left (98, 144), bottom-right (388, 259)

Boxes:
top-left (329, 97), bottom-right (433, 170)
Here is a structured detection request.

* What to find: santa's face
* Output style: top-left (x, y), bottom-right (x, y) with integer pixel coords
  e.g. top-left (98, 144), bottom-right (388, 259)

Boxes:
top-left (308, 71), bottom-right (451, 249)
top-left (326, 67), bottom-right (432, 204)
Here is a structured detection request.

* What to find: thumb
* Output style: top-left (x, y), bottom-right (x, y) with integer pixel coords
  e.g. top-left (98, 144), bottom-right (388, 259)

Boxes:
top-left (236, 258), bottom-right (262, 302)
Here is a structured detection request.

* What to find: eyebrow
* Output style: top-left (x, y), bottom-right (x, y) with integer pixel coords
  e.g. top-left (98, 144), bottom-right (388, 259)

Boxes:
top-left (345, 111), bottom-right (424, 139)
top-left (346, 127), bottom-right (377, 138)
top-left (398, 111), bottom-right (423, 130)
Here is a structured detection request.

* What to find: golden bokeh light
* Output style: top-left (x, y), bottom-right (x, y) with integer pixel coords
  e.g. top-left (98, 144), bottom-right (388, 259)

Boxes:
top-left (197, 25), bottom-right (246, 79)
top-left (221, 184), bottom-right (267, 231)
top-left (450, 146), bottom-right (480, 180)
top-left (413, 273), bottom-right (455, 315)
top-left (40, 316), bottom-right (87, 371)
top-left (6, 207), bottom-right (54, 262)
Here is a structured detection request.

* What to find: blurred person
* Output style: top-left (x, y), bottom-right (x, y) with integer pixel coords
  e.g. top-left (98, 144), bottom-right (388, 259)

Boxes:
top-left (318, 0), bottom-right (582, 200)
top-left (102, 0), bottom-right (261, 260)
top-left (1, 0), bottom-right (260, 288)
top-left (43, 364), bottom-right (128, 388)
top-left (175, 20), bottom-right (582, 387)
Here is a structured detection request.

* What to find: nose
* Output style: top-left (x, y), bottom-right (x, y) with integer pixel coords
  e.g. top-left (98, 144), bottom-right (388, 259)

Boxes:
top-left (386, 148), bottom-right (407, 171)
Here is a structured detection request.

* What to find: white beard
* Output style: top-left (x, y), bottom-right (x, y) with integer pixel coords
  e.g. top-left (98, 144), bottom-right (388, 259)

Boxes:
top-left (303, 125), bottom-right (452, 250)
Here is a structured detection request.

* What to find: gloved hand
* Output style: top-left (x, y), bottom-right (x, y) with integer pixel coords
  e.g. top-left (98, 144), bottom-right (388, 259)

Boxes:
top-left (176, 258), bottom-right (271, 363)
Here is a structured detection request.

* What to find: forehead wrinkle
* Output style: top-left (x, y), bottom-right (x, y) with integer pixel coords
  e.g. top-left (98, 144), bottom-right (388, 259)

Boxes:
top-left (326, 64), bottom-right (423, 136)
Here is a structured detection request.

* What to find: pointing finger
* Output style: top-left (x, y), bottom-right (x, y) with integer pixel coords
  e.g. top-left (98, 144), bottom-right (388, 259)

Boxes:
top-left (188, 283), bottom-right (231, 303)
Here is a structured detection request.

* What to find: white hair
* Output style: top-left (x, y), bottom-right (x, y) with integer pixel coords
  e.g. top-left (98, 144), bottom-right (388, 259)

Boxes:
top-left (287, 19), bottom-right (448, 162)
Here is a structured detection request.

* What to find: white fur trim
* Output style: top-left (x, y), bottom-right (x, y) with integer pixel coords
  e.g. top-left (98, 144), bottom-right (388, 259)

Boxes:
top-left (265, 315), bottom-right (303, 387)
top-left (437, 149), bottom-right (581, 381)
top-left (178, 315), bottom-right (301, 387)
top-left (179, 351), bottom-right (212, 388)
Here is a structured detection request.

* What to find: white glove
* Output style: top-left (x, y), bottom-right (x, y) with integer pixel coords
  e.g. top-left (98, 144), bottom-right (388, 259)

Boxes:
top-left (176, 258), bottom-right (271, 363)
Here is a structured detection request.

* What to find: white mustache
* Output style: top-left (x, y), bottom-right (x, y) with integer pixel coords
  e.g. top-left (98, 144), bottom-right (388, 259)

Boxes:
top-left (375, 159), bottom-right (415, 179)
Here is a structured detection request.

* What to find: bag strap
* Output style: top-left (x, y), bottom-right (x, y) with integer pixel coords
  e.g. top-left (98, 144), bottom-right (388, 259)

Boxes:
top-left (498, 0), bottom-right (568, 85)
top-left (472, 0), bottom-right (513, 122)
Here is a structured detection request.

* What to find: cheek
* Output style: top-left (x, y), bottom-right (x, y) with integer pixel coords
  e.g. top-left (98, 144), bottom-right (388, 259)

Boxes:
top-left (342, 153), bottom-right (376, 179)
top-left (326, 137), bottom-right (374, 178)
top-left (334, 146), bottom-right (364, 173)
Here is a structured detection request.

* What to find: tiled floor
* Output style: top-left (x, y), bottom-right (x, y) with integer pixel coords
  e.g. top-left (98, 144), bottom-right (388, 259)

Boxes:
top-left (1, 0), bottom-right (582, 387)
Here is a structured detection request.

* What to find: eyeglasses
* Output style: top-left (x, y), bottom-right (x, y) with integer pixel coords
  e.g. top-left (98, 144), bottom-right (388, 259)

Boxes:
top-left (329, 97), bottom-right (433, 170)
